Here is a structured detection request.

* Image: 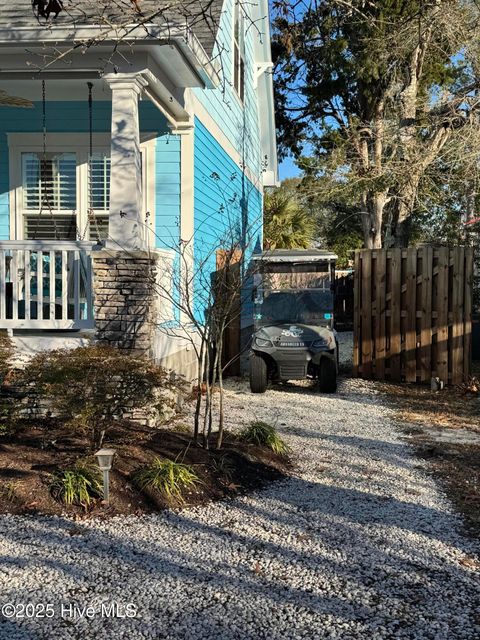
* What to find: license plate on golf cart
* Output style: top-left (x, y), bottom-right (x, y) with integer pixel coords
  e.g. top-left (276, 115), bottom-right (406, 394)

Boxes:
top-left (279, 342), bottom-right (307, 347)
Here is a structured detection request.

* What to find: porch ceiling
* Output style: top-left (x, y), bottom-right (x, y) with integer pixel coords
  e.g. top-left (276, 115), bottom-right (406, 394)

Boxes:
top-left (0, 74), bottom-right (191, 130)
top-left (0, 37), bottom-right (219, 90)
top-left (0, 46), bottom-right (207, 127)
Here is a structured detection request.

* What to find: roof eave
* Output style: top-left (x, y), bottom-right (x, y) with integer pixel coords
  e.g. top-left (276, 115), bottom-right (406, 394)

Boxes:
top-left (0, 24), bottom-right (220, 89)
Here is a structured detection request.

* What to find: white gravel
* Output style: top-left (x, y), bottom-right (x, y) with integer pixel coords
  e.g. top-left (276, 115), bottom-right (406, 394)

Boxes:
top-left (1, 374), bottom-right (479, 640)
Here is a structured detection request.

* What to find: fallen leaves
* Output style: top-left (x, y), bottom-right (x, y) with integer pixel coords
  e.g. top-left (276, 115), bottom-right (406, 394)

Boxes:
top-left (459, 556), bottom-right (480, 570)
top-left (67, 526), bottom-right (85, 537)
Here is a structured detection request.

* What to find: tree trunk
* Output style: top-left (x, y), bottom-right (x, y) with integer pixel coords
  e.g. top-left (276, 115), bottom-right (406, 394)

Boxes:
top-left (207, 342), bottom-right (221, 440)
top-left (193, 339), bottom-right (206, 443)
top-left (216, 335), bottom-right (225, 450)
top-left (202, 345), bottom-right (211, 449)
top-left (359, 100), bottom-right (388, 249)
top-left (362, 192), bottom-right (386, 249)
top-left (393, 217), bottom-right (411, 248)
top-left (393, 181), bottom-right (418, 247)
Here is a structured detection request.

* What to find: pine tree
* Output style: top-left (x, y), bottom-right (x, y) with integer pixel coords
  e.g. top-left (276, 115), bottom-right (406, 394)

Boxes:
top-left (273, 0), bottom-right (480, 247)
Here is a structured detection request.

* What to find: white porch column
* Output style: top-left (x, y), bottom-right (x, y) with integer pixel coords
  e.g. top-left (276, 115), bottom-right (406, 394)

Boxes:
top-left (104, 73), bottom-right (148, 251)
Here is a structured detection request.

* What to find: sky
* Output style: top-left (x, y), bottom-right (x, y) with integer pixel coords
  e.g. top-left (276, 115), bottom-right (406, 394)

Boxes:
top-left (279, 156), bottom-right (301, 181)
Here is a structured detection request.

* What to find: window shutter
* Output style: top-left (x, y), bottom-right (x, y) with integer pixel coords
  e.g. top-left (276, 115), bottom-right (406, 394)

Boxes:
top-left (88, 153), bottom-right (110, 211)
top-left (89, 214), bottom-right (109, 241)
top-left (24, 214), bottom-right (77, 240)
top-left (22, 152), bottom-right (76, 212)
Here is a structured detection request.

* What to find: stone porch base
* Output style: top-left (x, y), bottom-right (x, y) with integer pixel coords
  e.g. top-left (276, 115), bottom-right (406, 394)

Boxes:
top-left (92, 250), bottom-right (158, 358)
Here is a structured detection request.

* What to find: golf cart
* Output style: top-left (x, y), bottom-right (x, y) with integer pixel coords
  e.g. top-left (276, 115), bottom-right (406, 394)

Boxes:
top-left (249, 249), bottom-right (338, 393)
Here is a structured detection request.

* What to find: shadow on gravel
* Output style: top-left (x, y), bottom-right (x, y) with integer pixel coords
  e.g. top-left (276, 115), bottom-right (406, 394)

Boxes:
top-left (266, 379), bottom-right (386, 412)
top-left (269, 378), bottom-right (353, 397)
top-left (0, 473), bottom-right (477, 637)
top-left (281, 430), bottom-right (417, 472)
top-left (0, 515), bottom-right (377, 634)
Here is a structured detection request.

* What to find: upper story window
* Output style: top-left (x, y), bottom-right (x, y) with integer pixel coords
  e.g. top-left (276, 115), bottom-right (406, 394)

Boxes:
top-left (233, 1), bottom-right (245, 102)
top-left (9, 133), bottom-right (154, 244)
top-left (20, 149), bottom-right (110, 241)
top-left (88, 152), bottom-right (111, 212)
top-left (22, 152), bottom-right (77, 213)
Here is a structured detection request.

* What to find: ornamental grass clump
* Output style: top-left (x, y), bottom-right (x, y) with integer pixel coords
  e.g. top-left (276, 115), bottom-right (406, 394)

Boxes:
top-left (135, 458), bottom-right (199, 505)
top-left (239, 421), bottom-right (290, 456)
top-left (211, 454), bottom-right (234, 483)
top-left (50, 464), bottom-right (103, 509)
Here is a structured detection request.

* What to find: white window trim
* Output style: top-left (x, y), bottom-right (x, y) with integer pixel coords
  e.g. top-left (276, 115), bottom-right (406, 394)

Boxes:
top-left (232, 0), bottom-right (246, 104)
top-left (7, 133), bottom-right (156, 242)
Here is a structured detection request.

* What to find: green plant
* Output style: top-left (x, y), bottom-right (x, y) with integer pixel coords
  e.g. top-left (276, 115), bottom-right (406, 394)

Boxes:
top-left (0, 481), bottom-right (18, 503)
top-left (239, 421), bottom-right (290, 456)
top-left (0, 333), bottom-right (13, 384)
top-left (263, 189), bottom-right (317, 249)
top-left (17, 345), bottom-right (178, 449)
top-left (50, 464), bottom-right (103, 509)
top-left (175, 423), bottom-right (192, 434)
top-left (134, 457), bottom-right (199, 505)
top-left (212, 455), bottom-right (234, 483)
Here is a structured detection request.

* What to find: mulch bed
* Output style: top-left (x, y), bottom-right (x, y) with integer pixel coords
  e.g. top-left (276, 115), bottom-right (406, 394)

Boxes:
top-left (417, 442), bottom-right (480, 537)
top-left (0, 418), bottom-right (291, 519)
top-left (377, 381), bottom-right (480, 434)
top-left (378, 380), bottom-right (480, 539)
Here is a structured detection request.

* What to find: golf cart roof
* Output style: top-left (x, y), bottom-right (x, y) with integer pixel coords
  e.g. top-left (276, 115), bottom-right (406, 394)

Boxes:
top-left (253, 249), bottom-right (338, 263)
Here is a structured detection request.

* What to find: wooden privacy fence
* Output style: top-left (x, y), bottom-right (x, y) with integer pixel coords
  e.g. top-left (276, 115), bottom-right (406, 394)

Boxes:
top-left (216, 249), bottom-right (242, 376)
top-left (334, 272), bottom-right (354, 331)
top-left (353, 246), bottom-right (473, 385)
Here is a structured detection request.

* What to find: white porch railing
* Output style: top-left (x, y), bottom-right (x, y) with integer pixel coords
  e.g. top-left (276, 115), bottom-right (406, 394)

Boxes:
top-left (0, 241), bottom-right (96, 330)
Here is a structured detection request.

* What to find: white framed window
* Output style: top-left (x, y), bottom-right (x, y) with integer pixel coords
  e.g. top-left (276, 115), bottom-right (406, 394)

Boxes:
top-left (21, 150), bottom-right (78, 240)
top-left (233, 1), bottom-right (245, 102)
top-left (87, 151), bottom-right (111, 242)
top-left (22, 151), bottom-right (77, 212)
top-left (8, 133), bottom-right (155, 243)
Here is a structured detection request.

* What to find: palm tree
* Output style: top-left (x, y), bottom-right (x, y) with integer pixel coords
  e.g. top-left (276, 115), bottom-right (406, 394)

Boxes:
top-left (263, 189), bottom-right (317, 249)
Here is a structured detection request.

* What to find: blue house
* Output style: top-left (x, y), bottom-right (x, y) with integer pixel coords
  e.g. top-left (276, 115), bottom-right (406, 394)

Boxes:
top-left (0, 0), bottom-right (277, 376)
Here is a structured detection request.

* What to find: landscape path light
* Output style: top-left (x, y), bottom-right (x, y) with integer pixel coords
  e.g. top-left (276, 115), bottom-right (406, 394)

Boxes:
top-left (95, 448), bottom-right (116, 504)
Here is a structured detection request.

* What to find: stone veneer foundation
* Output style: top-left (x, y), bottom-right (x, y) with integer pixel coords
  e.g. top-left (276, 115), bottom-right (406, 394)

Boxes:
top-left (92, 250), bottom-right (159, 358)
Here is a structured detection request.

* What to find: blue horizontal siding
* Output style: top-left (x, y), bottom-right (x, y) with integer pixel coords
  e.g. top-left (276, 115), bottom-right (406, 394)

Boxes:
top-left (154, 135), bottom-right (180, 249)
top-left (193, 117), bottom-right (262, 319)
top-left (193, 0), bottom-right (261, 178)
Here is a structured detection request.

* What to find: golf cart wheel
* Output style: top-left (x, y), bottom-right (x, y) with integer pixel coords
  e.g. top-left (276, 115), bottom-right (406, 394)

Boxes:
top-left (250, 353), bottom-right (268, 393)
top-left (318, 358), bottom-right (337, 393)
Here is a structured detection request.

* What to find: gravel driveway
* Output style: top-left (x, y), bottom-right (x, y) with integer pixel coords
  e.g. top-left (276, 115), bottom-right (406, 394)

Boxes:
top-left (1, 373), bottom-right (479, 640)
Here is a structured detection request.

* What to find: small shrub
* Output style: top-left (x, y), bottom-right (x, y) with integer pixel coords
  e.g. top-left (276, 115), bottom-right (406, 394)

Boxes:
top-left (175, 423), bottom-right (192, 434)
top-left (134, 458), bottom-right (199, 505)
top-left (50, 465), bottom-right (103, 509)
top-left (0, 334), bottom-right (13, 384)
top-left (0, 335), bottom-right (15, 430)
top-left (239, 421), bottom-right (290, 456)
top-left (16, 345), bottom-right (178, 449)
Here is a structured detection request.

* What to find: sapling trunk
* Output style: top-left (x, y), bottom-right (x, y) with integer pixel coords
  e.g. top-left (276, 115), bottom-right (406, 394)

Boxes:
top-left (216, 334), bottom-right (225, 450)
top-left (202, 344), bottom-right (211, 449)
top-left (207, 340), bottom-right (220, 440)
top-left (193, 339), bottom-right (206, 443)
